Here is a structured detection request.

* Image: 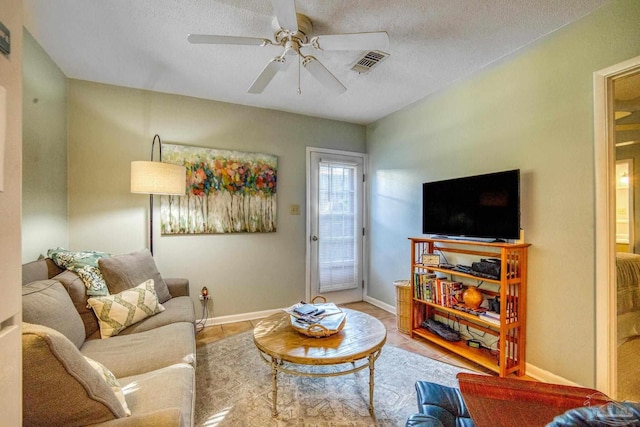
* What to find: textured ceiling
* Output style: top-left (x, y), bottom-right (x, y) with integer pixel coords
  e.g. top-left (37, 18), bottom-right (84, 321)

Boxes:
top-left (23, 0), bottom-right (611, 125)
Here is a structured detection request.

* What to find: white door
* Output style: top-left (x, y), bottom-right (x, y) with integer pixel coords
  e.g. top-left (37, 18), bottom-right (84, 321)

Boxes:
top-left (307, 149), bottom-right (365, 304)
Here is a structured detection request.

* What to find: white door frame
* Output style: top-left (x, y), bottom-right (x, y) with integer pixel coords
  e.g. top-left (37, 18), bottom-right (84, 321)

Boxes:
top-left (594, 55), bottom-right (640, 397)
top-left (305, 147), bottom-right (368, 303)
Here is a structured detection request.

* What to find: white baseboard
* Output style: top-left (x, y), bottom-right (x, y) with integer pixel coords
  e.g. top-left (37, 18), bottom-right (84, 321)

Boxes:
top-left (197, 307), bottom-right (283, 327)
top-left (364, 295), bottom-right (396, 314)
top-left (524, 363), bottom-right (583, 387)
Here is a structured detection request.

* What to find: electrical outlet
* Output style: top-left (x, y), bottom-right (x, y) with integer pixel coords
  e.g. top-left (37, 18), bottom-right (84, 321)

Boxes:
top-left (199, 294), bottom-right (209, 301)
top-left (289, 204), bottom-right (300, 215)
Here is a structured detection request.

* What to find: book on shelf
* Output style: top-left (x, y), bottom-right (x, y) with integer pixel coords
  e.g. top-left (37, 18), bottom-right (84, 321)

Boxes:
top-left (414, 272), bottom-right (436, 301)
top-left (433, 279), bottom-right (463, 308)
top-left (478, 313), bottom-right (501, 325)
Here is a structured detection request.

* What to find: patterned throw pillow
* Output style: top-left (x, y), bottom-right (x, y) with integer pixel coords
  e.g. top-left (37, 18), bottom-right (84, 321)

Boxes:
top-left (48, 248), bottom-right (111, 296)
top-left (87, 279), bottom-right (165, 339)
top-left (83, 356), bottom-right (131, 416)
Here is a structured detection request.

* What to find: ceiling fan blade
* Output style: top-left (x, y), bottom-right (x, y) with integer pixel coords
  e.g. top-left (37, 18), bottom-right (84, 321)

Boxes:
top-left (271, 0), bottom-right (298, 33)
top-left (187, 34), bottom-right (269, 46)
top-left (311, 32), bottom-right (389, 51)
top-left (302, 56), bottom-right (346, 94)
top-left (248, 57), bottom-right (287, 94)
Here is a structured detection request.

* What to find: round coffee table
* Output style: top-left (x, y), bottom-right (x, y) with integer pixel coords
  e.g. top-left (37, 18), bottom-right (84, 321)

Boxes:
top-left (253, 308), bottom-right (387, 417)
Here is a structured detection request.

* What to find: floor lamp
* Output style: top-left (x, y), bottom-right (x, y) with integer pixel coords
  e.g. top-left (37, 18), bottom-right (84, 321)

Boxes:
top-left (130, 134), bottom-right (186, 255)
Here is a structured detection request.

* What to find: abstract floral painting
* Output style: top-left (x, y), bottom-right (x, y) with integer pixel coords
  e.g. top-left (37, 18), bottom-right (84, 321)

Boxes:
top-left (160, 144), bottom-right (277, 234)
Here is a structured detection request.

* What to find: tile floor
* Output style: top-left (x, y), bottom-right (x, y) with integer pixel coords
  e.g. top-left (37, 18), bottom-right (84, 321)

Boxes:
top-left (195, 301), bottom-right (495, 375)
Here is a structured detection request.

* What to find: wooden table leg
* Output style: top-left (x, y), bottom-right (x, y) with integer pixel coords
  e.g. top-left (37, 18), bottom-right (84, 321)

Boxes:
top-left (270, 357), bottom-right (279, 417)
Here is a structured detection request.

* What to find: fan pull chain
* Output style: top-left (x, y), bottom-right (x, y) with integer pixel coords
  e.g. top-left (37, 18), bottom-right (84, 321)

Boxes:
top-left (297, 54), bottom-right (302, 95)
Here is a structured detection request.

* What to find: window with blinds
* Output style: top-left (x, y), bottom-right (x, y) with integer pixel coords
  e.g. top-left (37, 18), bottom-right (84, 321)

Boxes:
top-left (318, 160), bottom-right (359, 293)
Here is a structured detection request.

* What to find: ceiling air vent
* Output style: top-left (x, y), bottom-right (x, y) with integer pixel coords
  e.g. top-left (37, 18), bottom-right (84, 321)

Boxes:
top-left (351, 50), bottom-right (389, 74)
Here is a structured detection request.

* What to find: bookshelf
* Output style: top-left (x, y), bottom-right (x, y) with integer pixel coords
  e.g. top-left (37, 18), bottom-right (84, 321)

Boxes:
top-left (409, 237), bottom-right (529, 377)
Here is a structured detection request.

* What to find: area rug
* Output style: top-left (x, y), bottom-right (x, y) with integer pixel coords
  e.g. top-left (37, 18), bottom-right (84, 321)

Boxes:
top-left (195, 330), bottom-right (473, 426)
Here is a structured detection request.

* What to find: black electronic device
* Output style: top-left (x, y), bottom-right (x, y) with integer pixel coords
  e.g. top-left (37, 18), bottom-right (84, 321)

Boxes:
top-left (421, 319), bottom-right (461, 342)
top-left (422, 169), bottom-right (520, 240)
top-left (452, 264), bottom-right (472, 273)
top-left (467, 339), bottom-right (481, 348)
top-left (471, 260), bottom-right (500, 279)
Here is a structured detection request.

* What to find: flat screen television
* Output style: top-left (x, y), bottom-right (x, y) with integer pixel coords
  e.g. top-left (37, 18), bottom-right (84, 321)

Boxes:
top-left (422, 169), bottom-right (520, 240)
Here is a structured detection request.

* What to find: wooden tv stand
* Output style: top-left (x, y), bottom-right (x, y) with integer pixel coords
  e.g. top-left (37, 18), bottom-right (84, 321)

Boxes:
top-left (409, 237), bottom-right (529, 377)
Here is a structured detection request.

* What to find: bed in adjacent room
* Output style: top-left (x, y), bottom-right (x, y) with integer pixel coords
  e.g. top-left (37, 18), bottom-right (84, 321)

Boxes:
top-left (616, 252), bottom-right (640, 345)
top-left (616, 252), bottom-right (640, 401)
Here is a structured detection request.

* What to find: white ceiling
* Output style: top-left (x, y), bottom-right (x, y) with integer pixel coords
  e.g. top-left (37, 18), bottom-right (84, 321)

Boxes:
top-left (23, 0), bottom-right (611, 125)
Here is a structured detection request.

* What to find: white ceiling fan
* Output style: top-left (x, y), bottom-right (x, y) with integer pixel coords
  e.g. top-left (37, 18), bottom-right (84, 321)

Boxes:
top-left (187, 0), bottom-right (389, 95)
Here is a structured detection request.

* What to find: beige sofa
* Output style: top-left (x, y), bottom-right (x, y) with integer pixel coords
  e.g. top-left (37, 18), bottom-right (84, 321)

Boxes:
top-left (21, 252), bottom-right (197, 427)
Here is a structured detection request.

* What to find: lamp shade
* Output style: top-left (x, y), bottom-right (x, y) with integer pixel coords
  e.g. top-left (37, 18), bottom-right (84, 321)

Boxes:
top-left (130, 161), bottom-right (186, 195)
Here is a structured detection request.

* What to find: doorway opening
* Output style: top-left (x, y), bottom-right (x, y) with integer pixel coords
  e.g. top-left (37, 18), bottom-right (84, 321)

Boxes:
top-left (594, 56), bottom-right (640, 399)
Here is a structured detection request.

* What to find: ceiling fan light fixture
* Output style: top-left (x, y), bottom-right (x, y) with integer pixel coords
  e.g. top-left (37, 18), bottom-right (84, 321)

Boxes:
top-left (273, 13), bottom-right (312, 44)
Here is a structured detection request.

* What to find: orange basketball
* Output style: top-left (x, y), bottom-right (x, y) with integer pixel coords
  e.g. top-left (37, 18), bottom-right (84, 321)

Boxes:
top-left (463, 287), bottom-right (483, 309)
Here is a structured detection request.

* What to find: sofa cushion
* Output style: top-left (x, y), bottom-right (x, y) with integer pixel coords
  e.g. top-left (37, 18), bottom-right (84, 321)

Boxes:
top-left (52, 269), bottom-right (101, 338)
top-left (22, 257), bottom-right (64, 285)
top-left (165, 278), bottom-right (190, 297)
top-left (87, 280), bottom-right (165, 339)
top-left (118, 363), bottom-right (195, 427)
top-left (48, 248), bottom-right (111, 296)
top-left (22, 280), bottom-right (86, 349)
top-left (99, 249), bottom-right (172, 303)
top-left (84, 356), bottom-right (131, 416)
top-left (22, 323), bottom-right (126, 426)
top-left (81, 322), bottom-right (196, 378)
